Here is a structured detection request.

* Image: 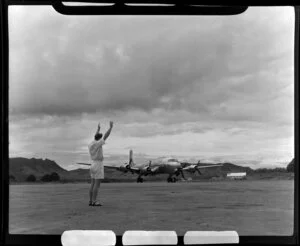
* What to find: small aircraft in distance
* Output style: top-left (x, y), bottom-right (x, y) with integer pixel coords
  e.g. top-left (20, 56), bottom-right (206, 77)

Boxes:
top-left (77, 150), bottom-right (223, 183)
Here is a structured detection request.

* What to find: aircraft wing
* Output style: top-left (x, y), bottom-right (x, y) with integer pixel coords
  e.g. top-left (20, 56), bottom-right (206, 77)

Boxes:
top-left (129, 167), bottom-right (141, 173)
top-left (182, 165), bottom-right (196, 170)
top-left (77, 162), bottom-right (91, 166)
top-left (150, 166), bottom-right (160, 173)
top-left (182, 164), bottom-right (223, 170)
top-left (104, 165), bottom-right (141, 174)
top-left (196, 164), bottom-right (223, 169)
top-left (104, 165), bottom-right (119, 169)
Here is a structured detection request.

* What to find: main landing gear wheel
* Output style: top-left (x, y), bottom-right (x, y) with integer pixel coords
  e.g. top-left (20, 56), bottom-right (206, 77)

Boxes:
top-left (167, 177), bottom-right (177, 183)
top-left (137, 177), bottom-right (144, 183)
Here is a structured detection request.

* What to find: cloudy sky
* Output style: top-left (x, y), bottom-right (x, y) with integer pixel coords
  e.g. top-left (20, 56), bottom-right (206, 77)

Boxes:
top-left (9, 6), bottom-right (294, 170)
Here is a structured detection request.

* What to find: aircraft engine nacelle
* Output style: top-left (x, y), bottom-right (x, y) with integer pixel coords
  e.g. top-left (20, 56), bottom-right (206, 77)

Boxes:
top-left (141, 166), bottom-right (149, 173)
top-left (138, 166), bottom-right (151, 176)
top-left (119, 164), bottom-right (131, 173)
top-left (184, 165), bottom-right (197, 173)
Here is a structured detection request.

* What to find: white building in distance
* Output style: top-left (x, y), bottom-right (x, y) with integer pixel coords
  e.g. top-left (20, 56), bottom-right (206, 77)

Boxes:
top-left (226, 172), bottom-right (247, 180)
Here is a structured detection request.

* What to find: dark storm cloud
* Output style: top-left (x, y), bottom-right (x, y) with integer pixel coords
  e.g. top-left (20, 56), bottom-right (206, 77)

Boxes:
top-left (9, 7), bottom-right (294, 125)
top-left (8, 7), bottom-right (294, 170)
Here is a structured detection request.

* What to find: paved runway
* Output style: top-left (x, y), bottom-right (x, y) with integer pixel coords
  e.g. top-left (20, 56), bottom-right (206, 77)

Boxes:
top-left (9, 180), bottom-right (294, 235)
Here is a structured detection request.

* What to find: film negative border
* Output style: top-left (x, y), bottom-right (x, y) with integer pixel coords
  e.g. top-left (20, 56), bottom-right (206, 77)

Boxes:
top-left (1, 2), bottom-right (299, 246)
top-left (61, 230), bottom-right (240, 246)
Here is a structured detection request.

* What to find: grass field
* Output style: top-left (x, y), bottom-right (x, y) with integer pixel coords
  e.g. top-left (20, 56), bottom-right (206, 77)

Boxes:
top-left (9, 180), bottom-right (294, 236)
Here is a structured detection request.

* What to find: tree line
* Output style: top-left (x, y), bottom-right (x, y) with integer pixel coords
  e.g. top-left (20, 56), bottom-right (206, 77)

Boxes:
top-left (26, 172), bottom-right (61, 182)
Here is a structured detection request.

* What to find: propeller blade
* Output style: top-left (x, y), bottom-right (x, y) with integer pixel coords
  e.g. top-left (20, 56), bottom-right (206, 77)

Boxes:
top-left (180, 169), bottom-right (187, 180)
top-left (195, 167), bottom-right (202, 175)
top-left (129, 150), bottom-right (133, 165)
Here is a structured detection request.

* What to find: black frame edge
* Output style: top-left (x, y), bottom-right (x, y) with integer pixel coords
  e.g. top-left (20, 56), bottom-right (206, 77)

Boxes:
top-left (1, 3), bottom-right (299, 246)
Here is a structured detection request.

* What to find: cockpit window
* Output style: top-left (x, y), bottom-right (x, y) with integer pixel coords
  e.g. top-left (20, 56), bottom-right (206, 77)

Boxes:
top-left (168, 159), bottom-right (178, 162)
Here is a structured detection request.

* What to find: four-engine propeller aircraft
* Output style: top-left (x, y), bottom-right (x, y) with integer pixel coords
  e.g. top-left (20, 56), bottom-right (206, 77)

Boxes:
top-left (77, 150), bottom-right (223, 183)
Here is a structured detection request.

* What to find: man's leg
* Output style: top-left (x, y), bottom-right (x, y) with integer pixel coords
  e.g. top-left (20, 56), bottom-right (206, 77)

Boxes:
top-left (92, 179), bottom-right (101, 203)
top-left (89, 178), bottom-right (95, 204)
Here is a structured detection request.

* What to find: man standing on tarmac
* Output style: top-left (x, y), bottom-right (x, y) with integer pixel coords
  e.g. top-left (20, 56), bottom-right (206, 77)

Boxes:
top-left (88, 121), bottom-right (114, 206)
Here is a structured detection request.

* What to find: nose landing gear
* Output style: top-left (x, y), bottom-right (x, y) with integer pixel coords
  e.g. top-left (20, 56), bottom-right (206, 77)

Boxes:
top-left (167, 177), bottom-right (177, 183)
top-left (137, 177), bottom-right (144, 183)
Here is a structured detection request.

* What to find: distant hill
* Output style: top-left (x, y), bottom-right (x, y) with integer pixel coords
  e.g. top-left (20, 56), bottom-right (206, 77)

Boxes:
top-left (9, 157), bottom-right (69, 182)
top-left (9, 157), bottom-right (293, 183)
top-left (287, 158), bottom-right (294, 172)
top-left (219, 162), bottom-right (254, 173)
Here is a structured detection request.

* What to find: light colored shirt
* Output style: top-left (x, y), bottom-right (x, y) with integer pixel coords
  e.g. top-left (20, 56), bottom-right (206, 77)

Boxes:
top-left (88, 139), bottom-right (105, 161)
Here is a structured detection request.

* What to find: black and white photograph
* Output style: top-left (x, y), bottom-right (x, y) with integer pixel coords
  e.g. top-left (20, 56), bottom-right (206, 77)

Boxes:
top-left (8, 6), bottom-right (295, 236)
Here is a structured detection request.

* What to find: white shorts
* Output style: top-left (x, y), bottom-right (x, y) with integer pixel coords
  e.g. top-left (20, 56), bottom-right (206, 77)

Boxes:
top-left (90, 160), bottom-right (104, 179)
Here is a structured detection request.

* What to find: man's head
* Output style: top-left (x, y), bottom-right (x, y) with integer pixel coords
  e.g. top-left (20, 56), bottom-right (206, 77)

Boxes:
top-left (94, 133), bottom-right (103, 141)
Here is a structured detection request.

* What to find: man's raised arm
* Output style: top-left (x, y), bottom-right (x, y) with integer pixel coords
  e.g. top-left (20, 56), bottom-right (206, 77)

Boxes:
top-left (103, 121), bottom-right (114, 141)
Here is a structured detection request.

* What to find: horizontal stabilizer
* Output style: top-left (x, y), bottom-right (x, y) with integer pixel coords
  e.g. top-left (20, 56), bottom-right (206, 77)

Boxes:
top-left (76, 162), bottom-right (91, 166)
